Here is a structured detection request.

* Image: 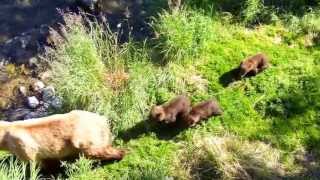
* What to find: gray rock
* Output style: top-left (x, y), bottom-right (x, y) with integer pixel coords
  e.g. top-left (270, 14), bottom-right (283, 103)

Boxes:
top-left (50, 96), bottom-right (62, 109)
top-left (24, 112), bottom-right (39, 120)
top-left (27, 96), bottom-right (40, 108)
top-left (42, 86), bottom-right (55, 102)
top-left (24, 110), bottom-right (48, 120)
top-left (5, 108), bottom-right (31, 121)
top-left (42, 102), bottom-right (50, 110)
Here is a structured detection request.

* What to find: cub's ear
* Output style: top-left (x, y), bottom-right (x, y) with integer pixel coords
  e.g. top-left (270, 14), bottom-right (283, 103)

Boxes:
top-left (240, 61), bottom-right (246, 68)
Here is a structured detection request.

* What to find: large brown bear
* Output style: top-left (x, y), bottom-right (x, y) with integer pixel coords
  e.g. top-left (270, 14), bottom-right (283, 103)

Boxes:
top-left (150, 95), bottom-right (191, 124)
top-left (182, 100), bottom-right (223, 127)
top-left (238, 53), bottom-right (270, 78)
top-left (0, 110), bottom-right (125, 164)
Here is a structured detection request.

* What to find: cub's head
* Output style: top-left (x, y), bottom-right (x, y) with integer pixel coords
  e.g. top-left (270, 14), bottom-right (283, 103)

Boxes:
top-left (211, 102), bottom-right (223, 116)
top-left (239, 61), bottom-right (253, 78)
top-left (213, 106), bottom-right (223, 116)
top-left (183, 115), bottom-right (198, 127)
top-left (150, 106), bottom-right (165, 122)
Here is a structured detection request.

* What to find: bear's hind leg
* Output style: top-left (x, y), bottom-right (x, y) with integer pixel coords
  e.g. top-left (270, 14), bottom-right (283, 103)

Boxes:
top-left (6, 132), bottom-right (38, 161)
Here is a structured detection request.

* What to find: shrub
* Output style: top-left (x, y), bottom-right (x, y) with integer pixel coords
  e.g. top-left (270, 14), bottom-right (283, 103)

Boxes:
top-left (153, 10), bottom-right (214, 62)
top-left (301, 10), bottom-right (320, 40)
top-left (241, 0), bottom-right (278, 26)
top-left (50, 17), bottom-right (111, 115)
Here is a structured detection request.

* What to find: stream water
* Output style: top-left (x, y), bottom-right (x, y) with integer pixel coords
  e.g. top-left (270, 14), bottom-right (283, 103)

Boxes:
top-left (0, 0), bottom-right (74, 44)
top-left (0, 0), bottom-right (158, 64)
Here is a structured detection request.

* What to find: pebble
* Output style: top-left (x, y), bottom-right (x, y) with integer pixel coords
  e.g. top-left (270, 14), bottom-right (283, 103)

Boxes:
top-left (28, 57), bottom-right (38, 68)
top-left (27, 96), bottom-right (40, 109)
top-left (50, 96), bottom-right (63, 109)
top-left (19, 86), bottom-right (28, 96)
top-left (42, 102), bottom-right (50, 109)
top-left (32, 81), bottom-right (45, 92)
top-left (39, 71), bottom-right (52, 81)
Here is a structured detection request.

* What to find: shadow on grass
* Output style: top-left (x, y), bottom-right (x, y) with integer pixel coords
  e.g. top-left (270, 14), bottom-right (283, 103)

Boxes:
top-left (118, 119), bottom-right (188, 142)
top-left (261, 75), bottom-right (320, 154)
top-left (219, 68), bottom-right (240, 87)
top-left (264, 75), bottom-right (320, 118)
top-left (219, 67), bottom-right (262, 87)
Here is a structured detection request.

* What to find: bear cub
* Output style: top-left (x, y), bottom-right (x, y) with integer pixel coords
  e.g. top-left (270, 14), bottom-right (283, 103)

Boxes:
top-left (183, 100), bottom-right (223, 127)
top-left (239, 53), bottom-right (269, 78)
top-left (150, 95), bottom-right (191, 124)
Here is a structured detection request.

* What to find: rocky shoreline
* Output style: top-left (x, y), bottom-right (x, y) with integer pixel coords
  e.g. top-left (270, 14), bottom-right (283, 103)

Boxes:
top-left (0, 0), bottom-right (157, 121)
top-left (3, 81), bottom-right (62, 121)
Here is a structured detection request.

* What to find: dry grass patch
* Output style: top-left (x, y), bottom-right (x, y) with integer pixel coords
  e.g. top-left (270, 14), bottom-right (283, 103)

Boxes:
top-left (178, 135), bottom-right (286, 180)
top-left (104, 70), bottom-right (129, 91)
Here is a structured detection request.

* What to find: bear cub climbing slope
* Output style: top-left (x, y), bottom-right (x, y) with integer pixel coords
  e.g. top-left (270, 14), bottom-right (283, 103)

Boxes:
top-left (151, 96), bottom-right (223, 128)
top-left (183, 100), bottom-right (223, 127)
top-left (239, 53), bottom-right (270, 78)
top-left (150, 95), bottom-right (191, 124)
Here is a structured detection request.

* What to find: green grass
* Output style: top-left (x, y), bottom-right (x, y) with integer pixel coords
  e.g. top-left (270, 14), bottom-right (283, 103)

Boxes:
top-left (51, 9), bottom-right (320, 179)
top-left (101, 136), bottom-right (179, 179)
top-left (153, 9), bottom-right (320, 154)
top-left (2, 2), bottom-right (320, 179)
top-left (50, 21), bottom-right (111, 115)
top-left (0, 156), bottom-right (40, 180)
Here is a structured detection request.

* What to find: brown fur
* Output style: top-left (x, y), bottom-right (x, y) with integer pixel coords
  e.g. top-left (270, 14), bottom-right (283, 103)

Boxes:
top-left (0, 110), bottom-right (125, 164)
top-left (183, 100), bottom-right (223, 127)
top-left (150, 95), bottom-right (191, 124)
top-left (239, 53), bottom-right (269, 78)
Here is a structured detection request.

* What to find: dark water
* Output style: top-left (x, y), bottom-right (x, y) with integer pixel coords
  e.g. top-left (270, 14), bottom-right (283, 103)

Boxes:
top-left (0, 0), bottom-right (74, 44)
top-left (0, 0), bottom-right (166, 65)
